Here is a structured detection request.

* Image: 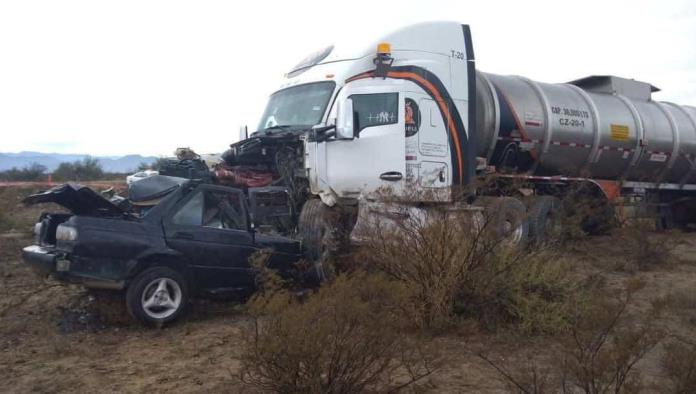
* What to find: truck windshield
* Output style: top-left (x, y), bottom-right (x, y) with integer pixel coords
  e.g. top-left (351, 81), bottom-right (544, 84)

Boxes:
top-left (257, 81), bottom-right (335, 131)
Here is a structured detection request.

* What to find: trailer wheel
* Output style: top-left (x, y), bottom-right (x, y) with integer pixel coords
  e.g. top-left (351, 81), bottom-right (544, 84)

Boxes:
top-left (486, 197), bottom-right (529, 248)
top-left (528, 196), bottom-right (562, 244)
top-left (126, 266), bottom-right (189, 327)
top-left (298, 199), bottom-right (338, 284)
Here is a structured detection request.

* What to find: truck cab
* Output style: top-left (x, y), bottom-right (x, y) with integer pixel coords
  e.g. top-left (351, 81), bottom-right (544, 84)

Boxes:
top-left (254, 21), bottom-right (477, 206)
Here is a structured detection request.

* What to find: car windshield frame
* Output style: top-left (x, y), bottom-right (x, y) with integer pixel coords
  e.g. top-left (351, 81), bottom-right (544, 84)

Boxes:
top-left (256, 81), bottom-right (336, 132)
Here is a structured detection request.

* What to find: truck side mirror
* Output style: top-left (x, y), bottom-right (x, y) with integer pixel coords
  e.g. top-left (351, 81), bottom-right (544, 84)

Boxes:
top-left (335, 98), bottom-right (355, 139)
top-left (239, 125), bottom-right (248, 141)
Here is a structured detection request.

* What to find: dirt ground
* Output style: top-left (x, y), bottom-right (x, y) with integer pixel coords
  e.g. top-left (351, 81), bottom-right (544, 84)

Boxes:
top-left (1, 184), bottom-right (696, 393)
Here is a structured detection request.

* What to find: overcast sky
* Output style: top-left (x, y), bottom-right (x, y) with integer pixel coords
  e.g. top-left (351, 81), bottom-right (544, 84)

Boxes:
top-left (1, 0), bottom-right (695, 157)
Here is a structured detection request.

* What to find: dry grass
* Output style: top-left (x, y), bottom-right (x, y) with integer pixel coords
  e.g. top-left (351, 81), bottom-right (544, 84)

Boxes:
top-left (662, 339), bottom-right (696, 394)
top-left (0, 186), bottom-right (44, 233)
top-left (659, 290), bottom-right (696, 328)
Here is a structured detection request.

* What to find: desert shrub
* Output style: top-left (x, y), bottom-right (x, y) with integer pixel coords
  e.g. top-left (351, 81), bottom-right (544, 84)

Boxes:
top-left (52, 157), bottom-right (104, 181)
top-left (354, 201), bottom-right (578, 333)
top-left (469, 249), bottom-right (578, 335)
top-left (238, 271), bottom-right (437, 393)
top-left (558, 281), bottom-right (663, 394)
top-left (662, 340), bottom-right (696, 394)
top-left (482, 281), bottom-right (664, 394)
top-left (0, 162), bottom-right (47, 182)
top-left (611, 222), bottom-right (676, 272)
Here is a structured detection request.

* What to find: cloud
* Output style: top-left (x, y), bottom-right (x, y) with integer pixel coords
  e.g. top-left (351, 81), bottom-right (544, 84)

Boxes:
top-left (1, 0), bottom-right (695, 156)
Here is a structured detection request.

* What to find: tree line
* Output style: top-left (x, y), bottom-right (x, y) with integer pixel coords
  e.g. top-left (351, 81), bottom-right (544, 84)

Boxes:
top-left (0, 157), bottom-right (169, 182)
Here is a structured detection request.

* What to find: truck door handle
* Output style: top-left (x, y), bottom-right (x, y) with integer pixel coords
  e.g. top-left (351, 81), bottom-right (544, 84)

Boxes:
top-left (380, 171), bottom-right (403, 181)
top-left (174, 232), bottom-right (194, 240)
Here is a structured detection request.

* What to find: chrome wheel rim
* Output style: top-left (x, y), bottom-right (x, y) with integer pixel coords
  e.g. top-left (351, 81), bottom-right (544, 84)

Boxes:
top-left (141, 278), bottom-right (182, 320)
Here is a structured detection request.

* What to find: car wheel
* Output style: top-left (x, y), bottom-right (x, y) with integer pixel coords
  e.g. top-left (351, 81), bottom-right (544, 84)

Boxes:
top-left (126, 266), bottom-right (188, 327)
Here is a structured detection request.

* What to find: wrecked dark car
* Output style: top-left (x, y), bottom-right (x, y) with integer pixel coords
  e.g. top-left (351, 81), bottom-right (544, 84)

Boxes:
top-left (22, 179), bottom-right (305, 326)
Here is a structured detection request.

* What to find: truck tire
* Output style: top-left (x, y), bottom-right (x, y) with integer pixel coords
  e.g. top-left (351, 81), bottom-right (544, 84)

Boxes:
top-left (485, 197), bottom-right (529, 248)
top-left (528, 196), bottom-right (562, 244)
top-left (126, 266), bottom-right (189, 327)
top-left (298, 199), bottom-right (338, 284)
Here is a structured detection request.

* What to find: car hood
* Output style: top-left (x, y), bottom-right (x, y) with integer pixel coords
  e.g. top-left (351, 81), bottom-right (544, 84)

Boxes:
top-left (23, 183), bottom-right (126, 216)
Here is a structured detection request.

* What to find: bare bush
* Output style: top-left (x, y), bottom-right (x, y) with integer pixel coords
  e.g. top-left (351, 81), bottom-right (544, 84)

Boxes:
top-left (662, 339), bottom-right (696, 394)
top-left (614, 222), bottom-right (676, 271)
top-left (479, 353), bottom-right (556, 394)
top-left (354, 199), bottom-right (578, 333)
top-left (558, 281), bottom-right (663, 394)
top-left (482, 281), bottom-right (663, 394)
top-left (238, 271), bottom-right (438, 393)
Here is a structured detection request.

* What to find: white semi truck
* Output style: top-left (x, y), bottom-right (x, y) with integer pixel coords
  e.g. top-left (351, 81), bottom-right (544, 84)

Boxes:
top-left (223, 21), bottom-right (696, 268)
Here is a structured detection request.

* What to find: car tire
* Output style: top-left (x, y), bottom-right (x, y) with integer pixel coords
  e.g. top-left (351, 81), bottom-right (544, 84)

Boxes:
top-left (486, 197), bottom-right (529, 248)
top-left (528, 196), bottom-right (562, 244)
top-left (298, 199), bottom-right (339, 285)
top-left (126, 266), bottom-right (189, 327)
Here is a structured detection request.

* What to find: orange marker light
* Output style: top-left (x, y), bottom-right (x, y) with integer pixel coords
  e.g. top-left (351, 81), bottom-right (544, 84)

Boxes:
top-left (377, 42), bottom-right (391, 55)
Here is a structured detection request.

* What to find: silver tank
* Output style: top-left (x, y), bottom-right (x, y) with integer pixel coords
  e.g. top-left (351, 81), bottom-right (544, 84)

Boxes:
top-left (475, 72), bottom-right (696, 184)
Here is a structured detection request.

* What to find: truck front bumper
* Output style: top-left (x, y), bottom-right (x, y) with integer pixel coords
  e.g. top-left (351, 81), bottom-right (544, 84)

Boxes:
top-left (22, 245), bottom-right (125, 290)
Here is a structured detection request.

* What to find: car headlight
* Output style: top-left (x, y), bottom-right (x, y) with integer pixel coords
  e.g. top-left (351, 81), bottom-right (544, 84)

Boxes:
top-left (56, 225), bottom-right (78, 242)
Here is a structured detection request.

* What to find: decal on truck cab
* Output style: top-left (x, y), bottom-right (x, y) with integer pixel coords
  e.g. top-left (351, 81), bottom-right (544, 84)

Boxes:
top-left (405, 98), bottom-right (421, 137)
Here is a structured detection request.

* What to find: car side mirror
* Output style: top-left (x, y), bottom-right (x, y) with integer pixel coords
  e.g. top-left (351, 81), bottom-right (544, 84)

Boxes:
top-left (335, 98), bottom-right (355, 139)
top-left (239, 125), bottom-right (248, 141)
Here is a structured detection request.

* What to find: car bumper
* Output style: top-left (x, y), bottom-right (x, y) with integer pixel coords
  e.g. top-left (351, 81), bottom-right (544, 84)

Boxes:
top-left (22, 245), bottom-right (125, 290)
top-left (22, 245), bottom-right (61, 275)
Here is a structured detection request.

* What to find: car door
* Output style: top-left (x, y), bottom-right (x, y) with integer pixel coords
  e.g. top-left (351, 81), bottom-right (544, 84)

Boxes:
top-left (163, 185), bottom-right (256, 291)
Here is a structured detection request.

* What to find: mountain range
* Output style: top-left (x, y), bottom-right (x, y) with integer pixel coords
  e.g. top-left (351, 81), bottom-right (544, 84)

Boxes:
top-left (0, 152), bottom-right (159, 173)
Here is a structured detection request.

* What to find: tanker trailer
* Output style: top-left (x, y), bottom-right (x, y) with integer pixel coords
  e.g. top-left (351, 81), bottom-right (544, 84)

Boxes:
top-left (475, 72), bottom-right (696, 188)
top-left (226, 21), bottom-right (695, 266)
top-left (473, 72), bottom-right (696, 232)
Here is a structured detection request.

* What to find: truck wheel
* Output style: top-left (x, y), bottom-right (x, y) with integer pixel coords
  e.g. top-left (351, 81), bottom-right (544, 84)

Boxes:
top-left (298, 199), bottom-right (338, 285)
top-left (486, 197), bottom-right (529, 248)
top-left (126, 267), bottom-right (188, 327)
top-left (528, 196), bottom-right (562, 244)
